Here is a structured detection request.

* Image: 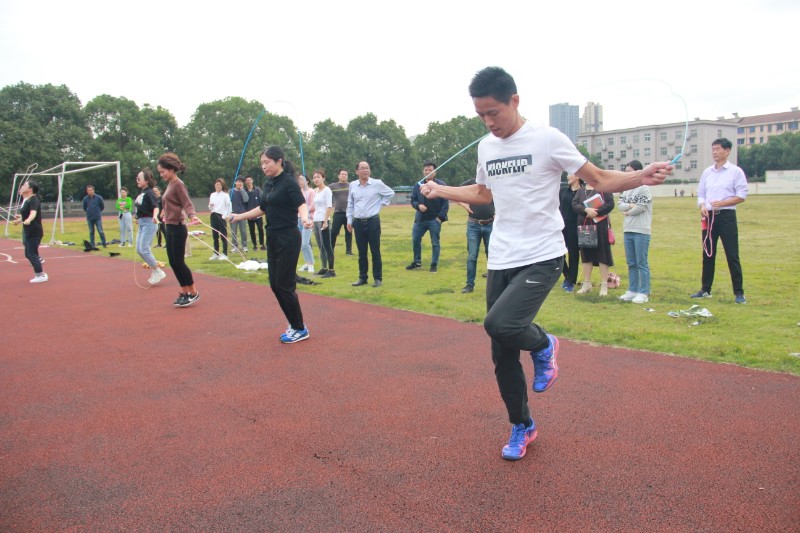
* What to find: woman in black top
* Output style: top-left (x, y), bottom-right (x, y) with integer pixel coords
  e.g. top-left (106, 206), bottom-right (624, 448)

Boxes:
top-left (558, 174), bottom-right (582, 292)
top-left (134, 167), bottom-right (167, 285)
top-left (230, 145), bottom-right (314, 344)
top-left (12, 180), bottom-right (47, 283)
top-left (572, 182), bottom-right (615, 296)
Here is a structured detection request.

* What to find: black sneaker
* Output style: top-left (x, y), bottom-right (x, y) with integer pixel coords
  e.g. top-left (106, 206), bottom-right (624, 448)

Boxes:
top-left (429, 264), bottom-right (438, 273)
top-left (178, 292), bottom-right (200, 307)
top-left (320, 270), bottom-right (336, 278)
top-left (462, 284), bottom-right (474, 293)
top-left (316, 268), bottom-right (329, 276)
top-left (405, 262), bottom-right (421, 270)
top-left (173, 293), bottom-right (187, 306)
top-left (690, 290), bottom-right (712, 299)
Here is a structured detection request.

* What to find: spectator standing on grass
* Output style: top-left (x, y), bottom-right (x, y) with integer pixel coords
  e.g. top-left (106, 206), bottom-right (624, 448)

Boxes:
top-left (691, 138), bottom-right (748, 304)
top-left (116, 187), bottom-right (134, 247)
top-left (230, 176), bottom-right (249, 253)
top-left (297, 175), bottom-right (316, 274)
top-left (153, 186), bottom-right (166, 248)
top-left (618, 160), bottom-right (652, 304)
top-left (244, 176), bottom-right (265, 251)
top-left (208, 178), bottom-right (231, 261)
top-left (558, 174), bottom-right (581, 293)
top-left (419, 66), bottom-right (671, 462)
top-left (573, 182), bottom-right (615, 296)
top-left (457, 177), bottom-right (494, 294)
top-left (329, 169), bottom-right (353, 255)
top-left (347, 161), bottom-right (395, 288)
top-left (82, 185), bottom-right (107, 248)
top-left (311, 169), bottom-right (336, 278)
top-left (12, 180), bottom-right (47, 283)
top-left (406, 161), bottom-right (448, 273)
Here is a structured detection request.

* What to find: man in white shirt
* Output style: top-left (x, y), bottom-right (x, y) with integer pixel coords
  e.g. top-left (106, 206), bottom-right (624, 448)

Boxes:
top-left (691, 138), bottom-right (748, 304)
top-left (422, 66), bottom-right (672, 461)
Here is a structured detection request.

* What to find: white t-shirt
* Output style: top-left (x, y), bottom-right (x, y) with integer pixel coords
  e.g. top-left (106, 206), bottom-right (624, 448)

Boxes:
top-left (312, 187), bottom-right (333, 222)
top-left (476, 122), bottom-right (587, 269)
top-left (209, 190), bottom-right (232, 218)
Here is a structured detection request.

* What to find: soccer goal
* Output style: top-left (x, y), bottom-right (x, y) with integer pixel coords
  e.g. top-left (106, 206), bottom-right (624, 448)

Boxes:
top-left (4, 161), bottom-right (121, 243)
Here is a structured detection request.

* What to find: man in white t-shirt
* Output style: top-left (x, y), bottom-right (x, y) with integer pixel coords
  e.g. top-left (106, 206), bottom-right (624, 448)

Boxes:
top-left (422, 66), bottom-right (673, 462)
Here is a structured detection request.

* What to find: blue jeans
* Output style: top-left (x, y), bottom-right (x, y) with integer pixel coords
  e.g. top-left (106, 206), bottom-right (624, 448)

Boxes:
top-left (412, 219), bottom-right (441, 265)
top-left (119, 212), bottom-right (133, 244)
top-left (87, 218), bottom-right (106, 246)
top-left (466, 221), bottom-right (492, 286)
top-left (136, 217), bottom-right (158, 268)
top-left (298, 218), bottom-right (314, 265)
top-left (623, 232), bottom-right (651, 294)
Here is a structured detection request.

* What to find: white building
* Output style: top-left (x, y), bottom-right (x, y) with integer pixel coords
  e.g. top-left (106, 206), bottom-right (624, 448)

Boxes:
top-left (577, 119), bottom-right (739, 181)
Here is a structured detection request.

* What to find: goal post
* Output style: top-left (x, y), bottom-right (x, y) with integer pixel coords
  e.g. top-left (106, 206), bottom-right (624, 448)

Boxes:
top-left (4, 161), bottom-right (121, 243)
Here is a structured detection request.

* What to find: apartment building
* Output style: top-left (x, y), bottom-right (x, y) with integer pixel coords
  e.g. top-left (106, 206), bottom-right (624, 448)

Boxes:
top-left (577, 119), bottom-right (739, 181)
top-left (735, 108), bottom-right (800, 146)
top-left (549, 103), bottom-right (580, 143)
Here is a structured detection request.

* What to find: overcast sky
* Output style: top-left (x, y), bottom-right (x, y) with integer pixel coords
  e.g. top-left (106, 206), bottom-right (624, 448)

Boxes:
top-left (2, 0), bottom-right (798, 137)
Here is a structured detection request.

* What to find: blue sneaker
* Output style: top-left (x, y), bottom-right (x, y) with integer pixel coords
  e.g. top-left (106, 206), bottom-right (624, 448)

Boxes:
top-left (501, 418), bottom-right (537, 461)
top-left (735, 293), bottom-right (746, 304)
top-left (280, 327), bottom-right (310, 344)
top-left (531, 334), bottom-right (559, 393)
top-left (563, 282), bottom-right (575, 293)
top-left (560, 280), bottom-right (567, 289)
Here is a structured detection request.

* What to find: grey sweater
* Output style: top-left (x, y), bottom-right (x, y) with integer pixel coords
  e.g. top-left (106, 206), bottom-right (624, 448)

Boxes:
top-left (618, 185), bottom-right (652, 235)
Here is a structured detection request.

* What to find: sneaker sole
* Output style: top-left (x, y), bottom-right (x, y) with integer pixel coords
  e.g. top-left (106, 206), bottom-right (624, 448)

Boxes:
top-left (533, 335), bottom-right (559, 394)
top-left (280, 333), bottom-right (310, 344)
top-left (178, 295), bottom-right (200, 307)
top-left (501, 428), bottom-right (538, 461)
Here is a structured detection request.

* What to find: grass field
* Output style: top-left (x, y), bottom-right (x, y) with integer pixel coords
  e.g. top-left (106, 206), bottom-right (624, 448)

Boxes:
top-left (21, 194), bottom-right (800, 375)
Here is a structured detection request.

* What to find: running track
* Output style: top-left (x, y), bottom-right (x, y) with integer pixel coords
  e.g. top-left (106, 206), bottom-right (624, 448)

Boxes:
top-left (1, 238), bottom-right (798, 531)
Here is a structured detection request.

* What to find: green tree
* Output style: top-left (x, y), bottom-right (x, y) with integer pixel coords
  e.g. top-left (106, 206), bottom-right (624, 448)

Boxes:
top-left (174, 98), bottom-right (302, 194)
top-left (412, 116), bottom-right (487, 185)
top-left (0, 82), bottom-right (90, 201)
top-left (83, 95), bottom-right (178, 198)
top-left (346, 113), bottom-right (413, 188)
top-left (305, 119), bottom-right (358, 179)
top-left (738, 132), bottom-right (800, 179)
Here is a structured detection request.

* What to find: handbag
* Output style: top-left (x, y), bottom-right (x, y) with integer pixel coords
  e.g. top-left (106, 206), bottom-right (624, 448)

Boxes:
top-left (577, 220), bottom-right (598, 248)
top-left (608, 223), bottom-right (616, 245)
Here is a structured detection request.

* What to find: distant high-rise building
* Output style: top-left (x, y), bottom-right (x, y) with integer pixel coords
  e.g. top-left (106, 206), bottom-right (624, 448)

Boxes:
top-left (549, 103), bottom-right (579, 142)
top-left (581, 102), bottom-right (603, 134)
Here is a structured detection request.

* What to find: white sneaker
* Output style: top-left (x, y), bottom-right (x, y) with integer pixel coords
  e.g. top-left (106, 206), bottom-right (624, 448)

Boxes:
top-left (149, 269), bottom-right (167, 285)
top-left (243, 247), bottom-right (248, 252)
top-left (30, 273), bottom-right (48, 283)
top-left (307, 266), bottom-right (315, 274)
top-left (632, 293), bottom-right (649, 304)
top-left (619, 291), bottom-right (636, 301)
top-left (209, 254), bottom-right (219, 260)
top-left (218, 254), bottom-right (227, 261)
top-left (298, 264), bottom-right (308, 272)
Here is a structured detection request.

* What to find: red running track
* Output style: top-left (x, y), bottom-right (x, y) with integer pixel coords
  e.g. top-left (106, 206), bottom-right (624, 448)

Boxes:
top-left (1, 238), bottom-right (799, 531)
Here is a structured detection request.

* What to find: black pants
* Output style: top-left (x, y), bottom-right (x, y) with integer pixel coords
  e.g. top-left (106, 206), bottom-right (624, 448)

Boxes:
top-left (484, 257), bottom-right (562, 425)
top-left (353, 216), bottom-right (382, 281)
top-left (313, 221), bottom-right (334, 270)
top-left (248, 217), bottom-right (264, 247)
top-left (165, 224), bottom-right (194, 287)
top-left (330, 211), bottom-right (352, 253)
top-left (157, 220), bottom-right (166, 246)
top-left (24, 233), bottom-right (43, 274)
top-left (210, 213), bottom-right (228, 254)
top-left (267, 227), bottom-right (305, 330)
top-left (701, 209), bottom-right (744, 295)
top-left (562, 223), bottom-right (580, 285)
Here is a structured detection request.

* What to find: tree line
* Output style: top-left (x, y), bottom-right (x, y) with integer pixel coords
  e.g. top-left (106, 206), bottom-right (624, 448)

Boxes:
top-left (0, 82), bottom-right (489, 202)
top-left (736, 132), bottom-right (800, 180)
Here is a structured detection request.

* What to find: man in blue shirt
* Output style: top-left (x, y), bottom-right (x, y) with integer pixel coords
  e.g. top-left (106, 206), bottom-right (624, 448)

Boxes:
top-left (82, 185), bottom-right (107, 248)
top-left (346, 161), bottom-right (395, 287)
top-left (406, 162), bottom-right (449, 273)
